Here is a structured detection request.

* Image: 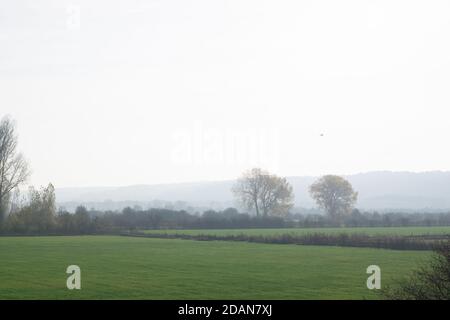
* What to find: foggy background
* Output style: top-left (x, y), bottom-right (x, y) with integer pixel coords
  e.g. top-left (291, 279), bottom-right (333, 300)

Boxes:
top-left (1, 0), bottom-right (450, 189)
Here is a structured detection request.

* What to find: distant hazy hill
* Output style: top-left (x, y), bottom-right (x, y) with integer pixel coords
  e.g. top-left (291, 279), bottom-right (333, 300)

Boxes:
top-left (56, 171), bottom-right (450, 212)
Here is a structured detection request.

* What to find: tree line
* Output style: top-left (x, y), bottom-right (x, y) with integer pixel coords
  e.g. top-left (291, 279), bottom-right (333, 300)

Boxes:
top-left (1, 185), bottom-right (449, 235)
top-left (1, 188), bottom-right (289, 234)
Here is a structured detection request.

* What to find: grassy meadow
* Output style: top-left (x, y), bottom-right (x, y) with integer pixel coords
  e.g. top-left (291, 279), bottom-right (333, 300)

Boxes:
top-left (0, 234), bottom-right (433, 299)
top-left (142, 226), bottom-right (450, 237)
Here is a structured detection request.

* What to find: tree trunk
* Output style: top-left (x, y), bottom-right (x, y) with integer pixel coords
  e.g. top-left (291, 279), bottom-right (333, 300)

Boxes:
top-left (0, 196), bottom-right (4, 226)
top-left (254, 197), bottom-right (260, 217)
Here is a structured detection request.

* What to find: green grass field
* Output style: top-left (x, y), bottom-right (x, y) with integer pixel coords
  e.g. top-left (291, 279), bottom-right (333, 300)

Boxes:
top-left (0, 235), bottom-right (432, 299)
top-left (142, 226), bottom-right (450, 237)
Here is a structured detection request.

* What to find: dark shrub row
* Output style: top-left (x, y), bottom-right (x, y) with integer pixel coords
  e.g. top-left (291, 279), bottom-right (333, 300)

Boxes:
top-left (292, 210), bottom-right (450, 228)
top-left (3, 201), bottom-right (450, 236)
top-left (124, 232), bottom-right (450, 251)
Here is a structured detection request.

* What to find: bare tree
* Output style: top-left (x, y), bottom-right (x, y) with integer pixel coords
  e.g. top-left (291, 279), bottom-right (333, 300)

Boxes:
top-left (232, 168), bottom-right (294, 217)
top-left (309, 175), bottom-right (357, 222)
top-left (0, 116), bottom-right (30, 222)
top-left (382, 241), bottom-right (450, 300)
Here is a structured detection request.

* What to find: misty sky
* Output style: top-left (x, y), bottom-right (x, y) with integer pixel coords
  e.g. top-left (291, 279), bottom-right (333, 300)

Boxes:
top-left (1, 0), bottom-right (450, 188)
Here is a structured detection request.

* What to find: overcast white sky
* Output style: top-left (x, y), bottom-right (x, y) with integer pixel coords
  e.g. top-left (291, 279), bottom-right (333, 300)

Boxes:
top-left (1, 0), bottom-right (450, 188)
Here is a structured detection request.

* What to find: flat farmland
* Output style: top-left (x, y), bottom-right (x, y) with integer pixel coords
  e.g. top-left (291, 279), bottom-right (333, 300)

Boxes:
top-left (0, 235), bottom-right (431, 299)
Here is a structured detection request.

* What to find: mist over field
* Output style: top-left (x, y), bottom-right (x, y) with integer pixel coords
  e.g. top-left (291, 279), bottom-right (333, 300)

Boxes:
top-left (56, 171), bottom-right (450, 212)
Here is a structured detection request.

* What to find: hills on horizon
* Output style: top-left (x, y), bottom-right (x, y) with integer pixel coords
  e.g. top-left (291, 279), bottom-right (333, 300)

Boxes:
top-left (55, 171), bottom-right (450, 213)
